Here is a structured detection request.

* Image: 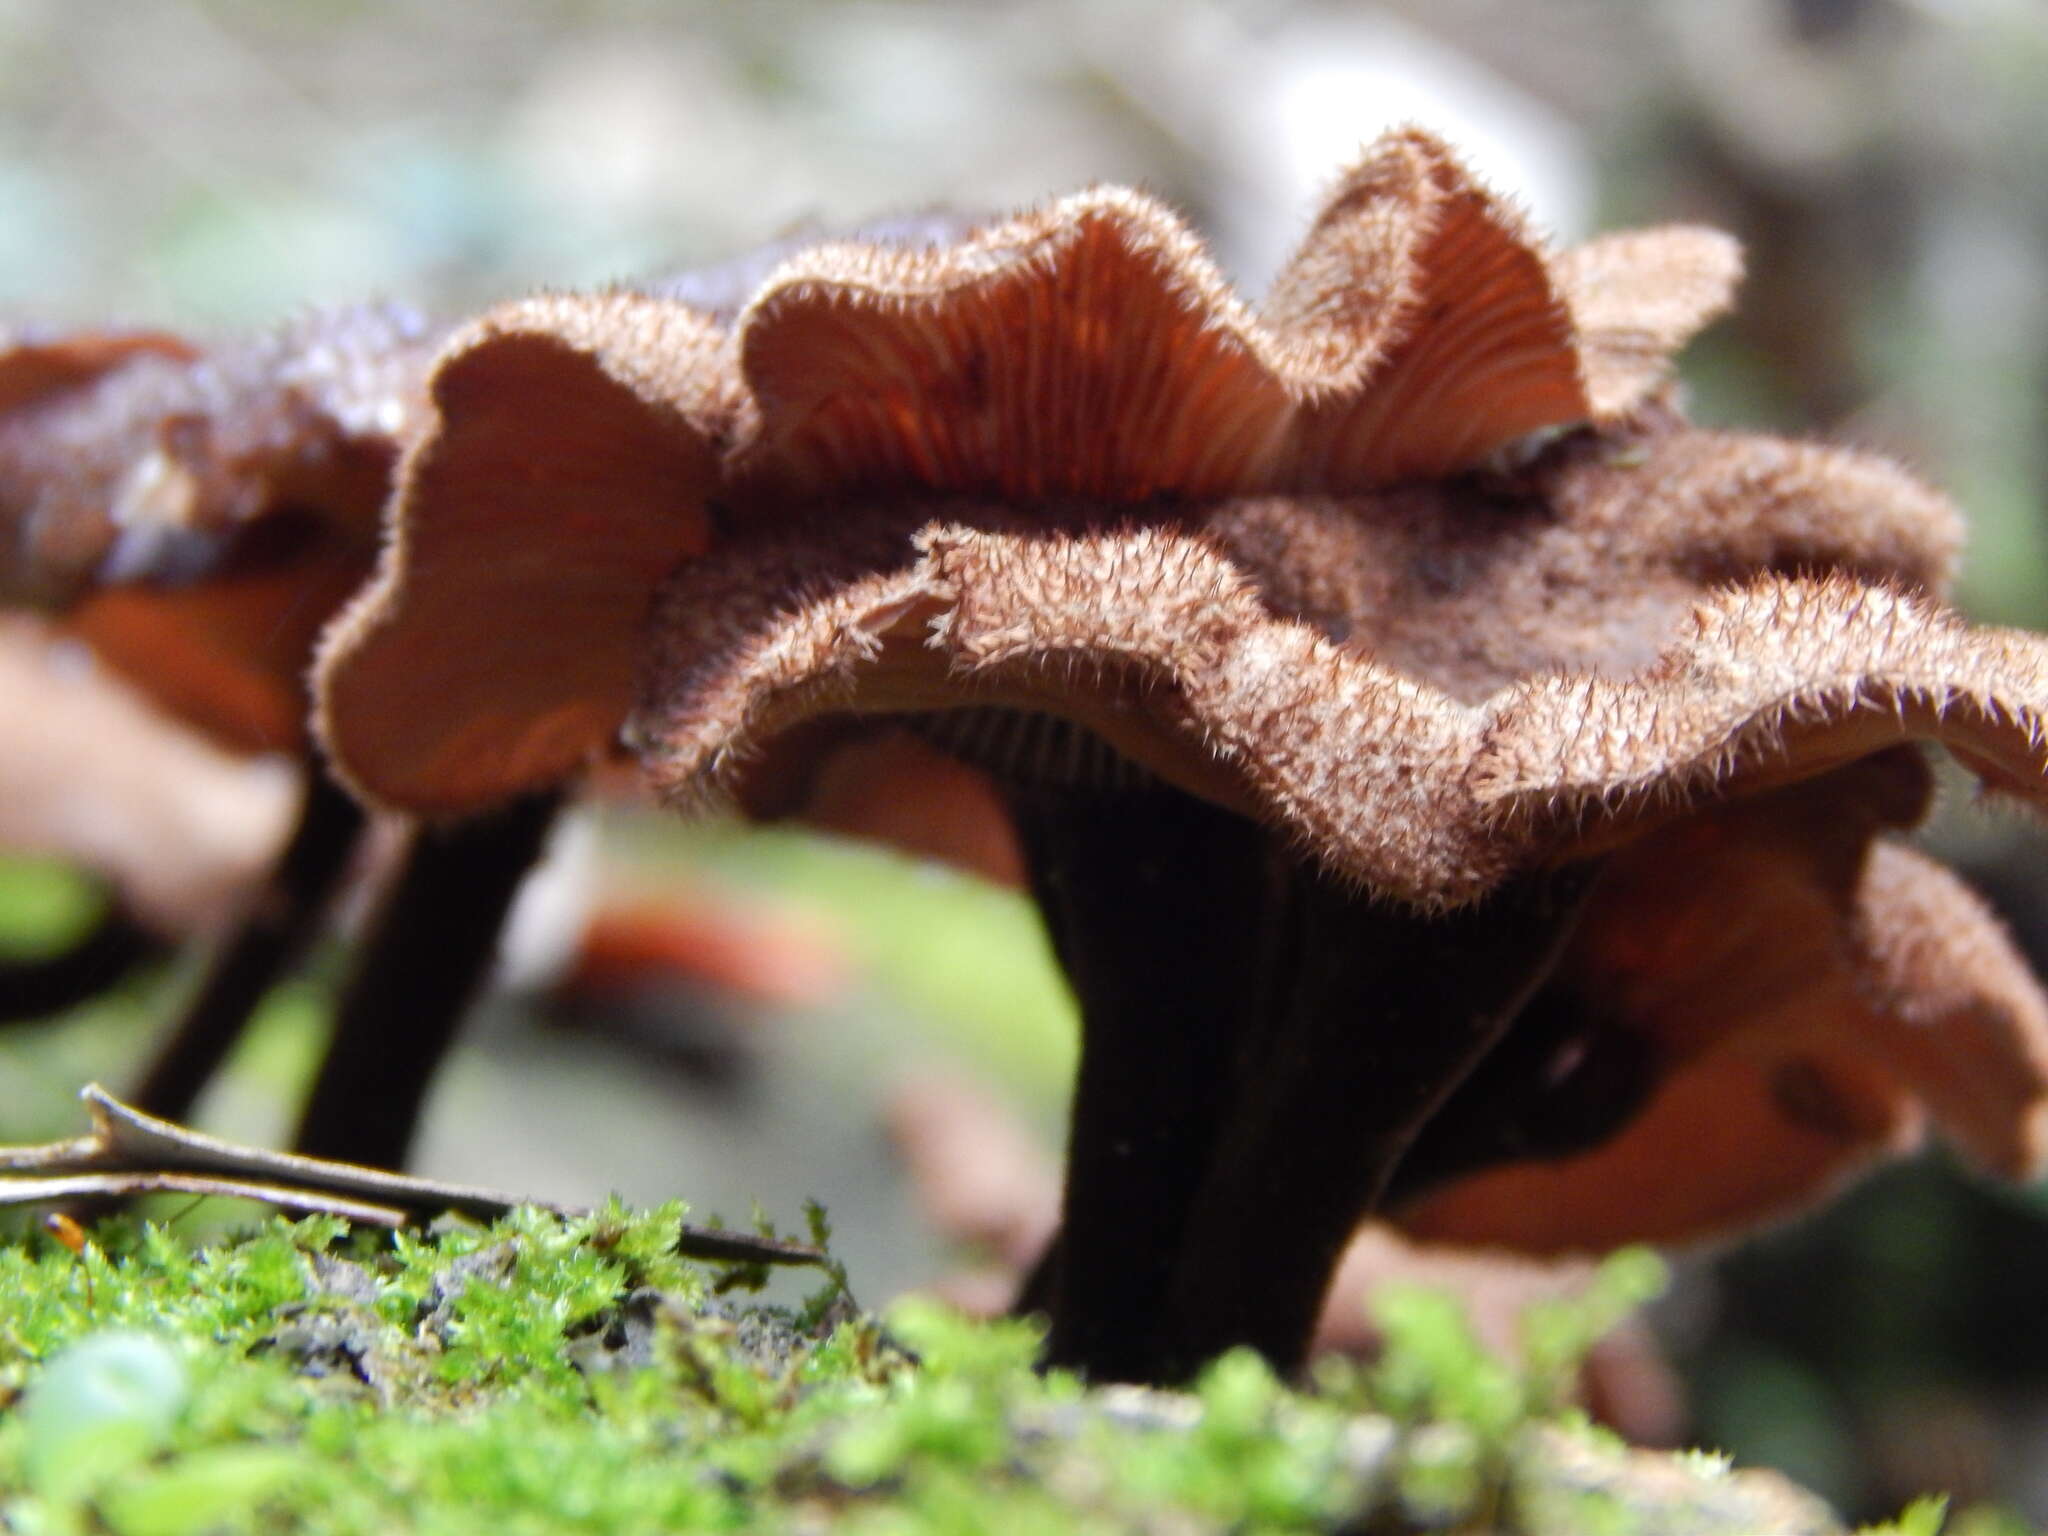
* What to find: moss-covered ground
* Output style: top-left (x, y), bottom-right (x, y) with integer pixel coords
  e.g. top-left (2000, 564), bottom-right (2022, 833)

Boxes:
top-left (0, 1203), bottom-right (2009, 1535)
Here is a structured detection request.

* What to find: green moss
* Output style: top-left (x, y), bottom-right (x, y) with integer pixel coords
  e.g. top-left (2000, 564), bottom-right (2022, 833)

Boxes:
top-left (1858, 1498), bottom-right (2039, 1536)
top-left (0, 1210), bottom-right (1866, 1533)
top-left (1862, 1497), bottom-right (1953, 1536)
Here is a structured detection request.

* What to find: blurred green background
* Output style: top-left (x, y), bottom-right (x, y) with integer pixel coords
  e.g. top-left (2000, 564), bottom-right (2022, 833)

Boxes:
top-left (4, 0), bottom-right (2048, 1522)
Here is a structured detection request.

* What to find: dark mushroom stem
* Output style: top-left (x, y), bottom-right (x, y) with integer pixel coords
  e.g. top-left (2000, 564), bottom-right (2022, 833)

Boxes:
top-left (1158, 854), bottom-right (1595, 1380)
top-left (1008, 788), bottom-right (1273, 1383)
top-left (129, 769), bottom-right (365, 1123)
top-left (125, 773), bottom-right (562, 1176)
top-left (0, 899), bottom-right (162, 1023)
top-left (292, 789), bottom-right (564, 1168)
top-left (1009, 778), bottom-right (1595, 1385)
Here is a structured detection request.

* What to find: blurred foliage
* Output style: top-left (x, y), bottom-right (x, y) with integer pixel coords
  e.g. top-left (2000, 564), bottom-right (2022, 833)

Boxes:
top-left (0, 859), bottom-right (108, 962)
top-left (1682, 1156), bottom-right (2048, 1524)
top-left (622, 817), bottom-right (1076, 1104)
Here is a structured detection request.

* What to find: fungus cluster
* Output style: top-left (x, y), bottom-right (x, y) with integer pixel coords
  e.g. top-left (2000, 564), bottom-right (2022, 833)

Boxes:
top-left (0, 305), bottom-right (562, 1166)
top-left (10, 128), bottom-right (2048, 1387)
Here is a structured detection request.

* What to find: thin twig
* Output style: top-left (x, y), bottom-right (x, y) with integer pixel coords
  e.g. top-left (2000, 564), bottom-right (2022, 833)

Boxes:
top-left (0, 1085), bottom-right (831, 1270)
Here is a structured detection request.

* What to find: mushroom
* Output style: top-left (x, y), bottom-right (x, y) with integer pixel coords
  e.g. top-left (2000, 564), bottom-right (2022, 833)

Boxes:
top-left (0, 309), bottom-right (563, 1166)
top-left (315, 128), bottom-right (2048, 1383)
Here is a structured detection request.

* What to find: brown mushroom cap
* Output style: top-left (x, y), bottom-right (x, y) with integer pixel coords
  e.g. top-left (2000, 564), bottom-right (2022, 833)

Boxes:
top-left (314, 294), bottom-right (731, 807)
top-left (316, 129), bottom-right (2034, 900)
top-left (314, 128), bottom-right (1739, 813)
top-left (309, 128), bottom-right (2048, 1247)
top-left (0, 328), bottom-right (197, 421)
top-left (1403, 757), bottom-right (2048, 1251)
top-left (0, 305), bottom-right (435, 753)
top-left (729, 130), bottom-right (1737, 500)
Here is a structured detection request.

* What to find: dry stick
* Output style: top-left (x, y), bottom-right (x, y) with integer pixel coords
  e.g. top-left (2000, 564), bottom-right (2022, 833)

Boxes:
top-left (292, 789), bottom-right (563, 1169)
top-left (129, 770), bottom-right (365, 1122)
top-left (0, 1085), bottom-right (831, 1269)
